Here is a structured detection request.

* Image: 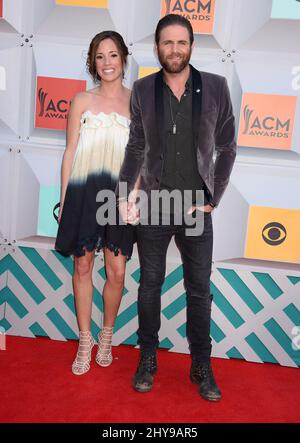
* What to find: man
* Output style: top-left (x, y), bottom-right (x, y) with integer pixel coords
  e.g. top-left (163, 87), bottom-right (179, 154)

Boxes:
top-left (117, 14), bottom-right (236, 401)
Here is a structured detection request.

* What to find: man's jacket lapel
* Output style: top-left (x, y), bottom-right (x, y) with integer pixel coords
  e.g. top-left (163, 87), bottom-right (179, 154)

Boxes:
top-left (155, 69), bottom-right (165, 154)
top-left (191, 65), bottom-right (203, 150)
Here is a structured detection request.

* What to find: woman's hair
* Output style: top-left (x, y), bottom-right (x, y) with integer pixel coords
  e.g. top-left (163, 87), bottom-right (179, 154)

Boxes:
top-left (86, 30), bottom-right (129, 83)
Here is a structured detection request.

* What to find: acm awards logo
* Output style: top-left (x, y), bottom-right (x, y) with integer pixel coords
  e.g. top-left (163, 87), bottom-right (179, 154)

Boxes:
top-left (38, 88), bottom-right (68, 119)
top-left (242, 104), bottom-right (290, 139)
top-left (161, 0), bottom-right (216, 34)
top-left (35, 76), bottom-right (86, 130)
top-left (238, 93), bottom-right (297, 150)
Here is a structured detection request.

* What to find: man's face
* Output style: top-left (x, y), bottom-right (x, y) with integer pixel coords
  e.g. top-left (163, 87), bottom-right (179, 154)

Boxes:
top-left (156, 24), bottom-right (193, 74)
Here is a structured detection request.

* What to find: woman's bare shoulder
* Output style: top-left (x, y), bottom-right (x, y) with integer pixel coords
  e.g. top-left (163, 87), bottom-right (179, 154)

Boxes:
top-left (72, 90), bottom-right (91, 103)
top-left (70, 90), bottom-right (93, 113)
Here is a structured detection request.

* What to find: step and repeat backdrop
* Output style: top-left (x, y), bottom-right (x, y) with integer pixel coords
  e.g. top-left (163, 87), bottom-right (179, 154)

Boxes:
top-left (0, 0), bottom-right (300, 366)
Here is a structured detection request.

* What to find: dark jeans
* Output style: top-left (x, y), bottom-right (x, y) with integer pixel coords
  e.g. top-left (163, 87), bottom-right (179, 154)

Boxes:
top-left (136, 212), bottom-right (213, 363)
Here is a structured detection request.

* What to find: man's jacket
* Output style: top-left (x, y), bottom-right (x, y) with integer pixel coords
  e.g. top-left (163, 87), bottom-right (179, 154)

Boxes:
top-left (117, 64), bottom-right (237, 207)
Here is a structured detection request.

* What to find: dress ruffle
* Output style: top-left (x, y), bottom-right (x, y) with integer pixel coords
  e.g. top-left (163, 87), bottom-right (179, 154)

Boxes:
top-left (80, 111), bottom-right (130, 130)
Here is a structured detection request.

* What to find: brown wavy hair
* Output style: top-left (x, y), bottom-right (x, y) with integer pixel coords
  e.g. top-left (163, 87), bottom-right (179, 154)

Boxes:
top-left (87, 31), bottom-right (129, 83)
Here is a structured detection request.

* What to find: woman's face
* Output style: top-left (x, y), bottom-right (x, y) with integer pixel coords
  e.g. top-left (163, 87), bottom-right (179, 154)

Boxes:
top-left (95, 38), bottom-right (123, 82)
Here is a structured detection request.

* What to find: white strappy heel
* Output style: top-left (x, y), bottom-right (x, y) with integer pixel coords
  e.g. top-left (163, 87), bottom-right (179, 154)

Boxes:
top-left (96, 326), bottom-right (113, 367)
top-left (72, 331), bottom-right (95, 375)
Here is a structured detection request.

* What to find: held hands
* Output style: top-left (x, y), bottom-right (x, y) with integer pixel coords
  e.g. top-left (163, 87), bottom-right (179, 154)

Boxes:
top-left (119, 199), bottom-right (140, 225)
top-left (118, 187), bottom-right (140, 225)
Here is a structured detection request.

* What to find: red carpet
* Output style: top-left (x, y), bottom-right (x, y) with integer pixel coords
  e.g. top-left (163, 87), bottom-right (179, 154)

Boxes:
top-left (0, 336), bottom-right (299, 423)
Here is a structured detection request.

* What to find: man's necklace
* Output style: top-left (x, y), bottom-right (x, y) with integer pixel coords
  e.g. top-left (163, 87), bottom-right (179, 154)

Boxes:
top-left (169, 89), bottom-right (179, 135)
top-left (168, 85), bottom-right (187, 134)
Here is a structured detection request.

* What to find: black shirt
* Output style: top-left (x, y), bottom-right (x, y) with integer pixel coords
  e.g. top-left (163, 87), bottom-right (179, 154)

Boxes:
top-left (160, 69), bottom-right (204, 208)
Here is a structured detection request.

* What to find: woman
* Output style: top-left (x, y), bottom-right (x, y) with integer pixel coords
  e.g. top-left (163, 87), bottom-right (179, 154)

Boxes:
top-left (55, 31), bottom-right (136, 375)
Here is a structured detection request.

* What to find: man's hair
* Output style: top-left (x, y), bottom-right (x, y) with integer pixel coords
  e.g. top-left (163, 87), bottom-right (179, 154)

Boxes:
top-left (155, 14), bottom-right (194, 45)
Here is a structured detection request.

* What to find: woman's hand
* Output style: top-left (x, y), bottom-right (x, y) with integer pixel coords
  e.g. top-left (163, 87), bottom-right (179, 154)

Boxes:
top-left (119, 200), bottom-right (140, 225)
top-left (58, 203), bottom-right (64, 224)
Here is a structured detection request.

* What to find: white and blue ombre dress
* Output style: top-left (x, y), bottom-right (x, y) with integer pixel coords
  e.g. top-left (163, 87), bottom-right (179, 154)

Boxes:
top-left (55, 111), bottom-right (136, 258)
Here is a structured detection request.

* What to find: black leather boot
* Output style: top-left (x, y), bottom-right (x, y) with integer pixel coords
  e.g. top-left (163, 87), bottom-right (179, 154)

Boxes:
top-left (133, 353), bottom-right (157, 393)
top-left (190, 361), bottom-right (222, 401)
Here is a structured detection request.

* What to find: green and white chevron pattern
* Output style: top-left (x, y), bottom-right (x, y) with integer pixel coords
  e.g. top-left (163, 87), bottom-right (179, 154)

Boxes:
top-left (0, 245), bottom-right (299, 367)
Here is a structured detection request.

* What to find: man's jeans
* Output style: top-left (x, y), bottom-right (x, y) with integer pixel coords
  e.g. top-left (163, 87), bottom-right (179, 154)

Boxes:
top-left (136, 212), bottom-right (213, 363)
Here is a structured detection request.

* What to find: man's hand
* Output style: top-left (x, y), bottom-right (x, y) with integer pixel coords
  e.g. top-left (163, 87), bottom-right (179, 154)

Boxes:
top-left (127, 201), bottom-right (140, 225)
top-left (187, 204), bottom-right (214, 215)
top-left (119, 200), bottom-right (140, 225)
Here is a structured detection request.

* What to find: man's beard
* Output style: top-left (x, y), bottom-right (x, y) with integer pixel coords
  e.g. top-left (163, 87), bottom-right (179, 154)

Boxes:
top-left (157, 48), bottom-right (192, 74)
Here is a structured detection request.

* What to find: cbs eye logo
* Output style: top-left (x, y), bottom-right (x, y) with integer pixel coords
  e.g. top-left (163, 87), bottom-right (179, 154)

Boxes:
top-left (262, 222), bottom-right (287, 246)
